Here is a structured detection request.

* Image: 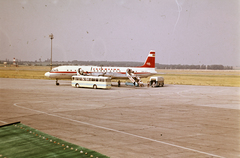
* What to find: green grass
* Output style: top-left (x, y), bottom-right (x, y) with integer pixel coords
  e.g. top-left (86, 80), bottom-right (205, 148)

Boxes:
top-left (0, 123), bottom-right (109, 158)
top-left (154, 69), bottom-right (240, 87)
top-left (1, 66), bottom-right (240, 87)
top-left (0, 69), bottom-right (47, 79)
top-left (0, 66), bottom-right (49, 79)
top-left (159, 74), bottom-right (240, 87)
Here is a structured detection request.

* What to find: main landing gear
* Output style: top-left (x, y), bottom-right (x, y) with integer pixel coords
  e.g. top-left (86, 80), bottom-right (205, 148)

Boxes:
top-left (56, 79), bottom-right (59, 86)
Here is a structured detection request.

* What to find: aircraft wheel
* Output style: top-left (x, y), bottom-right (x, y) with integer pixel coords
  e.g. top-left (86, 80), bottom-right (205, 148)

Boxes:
top-left (56, 79), bottom-right (59, 86)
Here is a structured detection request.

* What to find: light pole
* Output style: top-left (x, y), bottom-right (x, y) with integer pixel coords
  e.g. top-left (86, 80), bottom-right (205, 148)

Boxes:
top-left (49, 33), bottom-right (54, 70)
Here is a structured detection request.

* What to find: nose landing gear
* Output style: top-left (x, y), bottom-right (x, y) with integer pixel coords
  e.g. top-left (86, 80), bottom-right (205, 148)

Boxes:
top-left (56, 79), bottom-right (59, 85)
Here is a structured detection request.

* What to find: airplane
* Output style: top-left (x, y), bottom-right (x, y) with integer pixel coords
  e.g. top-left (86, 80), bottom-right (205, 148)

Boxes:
top-left (45, 50), bottom-right (157, 86)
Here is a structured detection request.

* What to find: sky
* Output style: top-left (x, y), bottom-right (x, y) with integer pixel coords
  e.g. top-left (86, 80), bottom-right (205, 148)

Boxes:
top-left (0, 0), bottom-right (239, 66)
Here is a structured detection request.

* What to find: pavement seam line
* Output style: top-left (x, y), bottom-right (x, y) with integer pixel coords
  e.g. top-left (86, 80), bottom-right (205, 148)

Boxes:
top-left (13, 103), bottom-right (225, 158)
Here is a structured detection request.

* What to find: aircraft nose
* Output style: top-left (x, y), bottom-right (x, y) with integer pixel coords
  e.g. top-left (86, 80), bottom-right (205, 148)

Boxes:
top-left (45, 72), bottom-right (50, 77)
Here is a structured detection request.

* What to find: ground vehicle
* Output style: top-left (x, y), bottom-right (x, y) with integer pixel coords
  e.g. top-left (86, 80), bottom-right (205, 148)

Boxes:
top-left (71, 75), bottom-right (111, 89)
top-left (149, 76), bottom-right (164, 87)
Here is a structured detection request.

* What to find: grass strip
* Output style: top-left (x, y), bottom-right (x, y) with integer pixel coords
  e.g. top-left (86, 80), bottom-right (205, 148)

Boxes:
top-left (1, 66), bottom-right (240, 87)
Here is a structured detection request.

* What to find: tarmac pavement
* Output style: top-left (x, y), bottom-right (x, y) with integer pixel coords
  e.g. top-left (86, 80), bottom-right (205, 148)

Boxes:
top-left (0, 78), bottom-right (239, 158)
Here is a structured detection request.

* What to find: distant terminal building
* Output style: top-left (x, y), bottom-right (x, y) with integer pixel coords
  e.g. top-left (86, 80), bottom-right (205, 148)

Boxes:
top-left (233, 66), bottom-right (240, 70)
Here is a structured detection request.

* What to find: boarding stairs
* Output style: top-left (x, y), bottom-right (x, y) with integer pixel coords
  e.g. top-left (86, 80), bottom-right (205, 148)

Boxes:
top-left (126, 69), bottom-right (144, 87)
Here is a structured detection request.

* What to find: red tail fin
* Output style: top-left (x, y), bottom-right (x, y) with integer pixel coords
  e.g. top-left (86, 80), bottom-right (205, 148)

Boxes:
top-left (139, 50), bottom-right (155, 68)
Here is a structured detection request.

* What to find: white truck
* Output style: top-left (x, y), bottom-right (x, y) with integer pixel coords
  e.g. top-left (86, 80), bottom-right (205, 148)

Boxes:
top-left (149, 76), bottom-right (164, 87)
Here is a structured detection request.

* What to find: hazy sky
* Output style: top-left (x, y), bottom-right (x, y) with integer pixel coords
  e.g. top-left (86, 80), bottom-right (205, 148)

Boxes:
top-left (0, 0), bottom-right (239, 66)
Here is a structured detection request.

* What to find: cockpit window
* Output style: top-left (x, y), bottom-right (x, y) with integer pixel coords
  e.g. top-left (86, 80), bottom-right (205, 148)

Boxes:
top-left (51, 69), bottom-right (58, 72)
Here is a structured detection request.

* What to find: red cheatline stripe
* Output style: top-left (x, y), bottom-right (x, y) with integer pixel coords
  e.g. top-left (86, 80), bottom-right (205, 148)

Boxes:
top-left (50, 71), bottom-right (151, 75)
top-left (50, 72), bottom-right (76, 74)
top-left (120, 72), bottom-right (151, 74)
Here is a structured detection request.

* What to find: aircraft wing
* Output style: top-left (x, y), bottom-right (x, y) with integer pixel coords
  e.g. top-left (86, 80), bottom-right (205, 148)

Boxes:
top-left (156, 72), bottom-right (165, 75)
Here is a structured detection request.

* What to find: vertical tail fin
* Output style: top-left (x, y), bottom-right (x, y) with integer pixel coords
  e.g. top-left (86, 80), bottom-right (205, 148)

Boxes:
top-left (139, 50), bottom-right (155, 68)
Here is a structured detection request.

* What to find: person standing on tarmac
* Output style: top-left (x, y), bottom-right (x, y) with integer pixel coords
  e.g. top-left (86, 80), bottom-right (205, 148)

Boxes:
top-left (118, 80), bottom-right (121, 87)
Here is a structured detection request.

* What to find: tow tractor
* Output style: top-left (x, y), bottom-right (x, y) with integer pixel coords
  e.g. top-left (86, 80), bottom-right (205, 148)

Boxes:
top-left (149, 76), bottom-right (164, 87)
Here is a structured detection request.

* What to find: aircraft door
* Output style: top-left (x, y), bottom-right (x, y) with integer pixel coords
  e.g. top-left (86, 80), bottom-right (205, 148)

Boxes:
top-left (78, 68), bottom-right (84, 75)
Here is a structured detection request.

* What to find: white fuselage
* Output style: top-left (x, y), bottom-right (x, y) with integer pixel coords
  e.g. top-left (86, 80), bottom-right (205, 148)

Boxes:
top-left (45, 65), bottom-right (157, 79)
